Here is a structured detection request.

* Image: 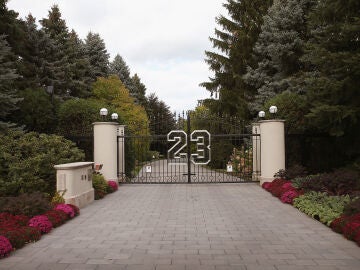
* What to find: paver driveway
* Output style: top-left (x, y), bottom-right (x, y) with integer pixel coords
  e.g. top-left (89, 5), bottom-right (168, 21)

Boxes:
top-left (1, 184), bottom-right (359, 270)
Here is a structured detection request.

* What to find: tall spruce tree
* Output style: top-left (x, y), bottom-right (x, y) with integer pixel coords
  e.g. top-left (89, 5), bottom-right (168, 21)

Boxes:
top-left (131, 73), bottom-right (147, 107)
top-left (84, 32), bottom-right (109, 81)
top-left (0, 35), bottom-right (21, 129)
top-left (109, 54), bottom-right (133, 88)
top-left (302, 0), bottom-right (360, 137)
top-left (40, 5), bottom-right (71, 97)
top-left (200, 0), bottom-right (272, 117)
top-left (145, 93), bottom-right (176, 135)
top-left (244, 0), bottom-right (315, 113)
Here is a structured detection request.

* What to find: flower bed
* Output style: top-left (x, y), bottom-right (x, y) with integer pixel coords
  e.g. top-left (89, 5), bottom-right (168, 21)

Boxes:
top-left (0, 203), bottom-right (80, 259)
top-left (262, 167), bottom-right (360, 247)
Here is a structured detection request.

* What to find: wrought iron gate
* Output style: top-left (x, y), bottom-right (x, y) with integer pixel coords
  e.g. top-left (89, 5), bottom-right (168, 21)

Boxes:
top-left (117, 113), bottom-right (260, 183)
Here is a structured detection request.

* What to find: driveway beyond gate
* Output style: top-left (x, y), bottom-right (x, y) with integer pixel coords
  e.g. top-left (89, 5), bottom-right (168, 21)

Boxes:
top-left (1, 184), bottom-right (359, 270)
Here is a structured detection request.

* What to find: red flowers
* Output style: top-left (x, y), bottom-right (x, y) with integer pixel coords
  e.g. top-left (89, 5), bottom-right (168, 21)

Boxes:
top-left (0, 203), bottom-right (80, 259)
top-left (262, 179), bottom-right (302, 205)
top-left (331, 213), bottom-right (360, 245)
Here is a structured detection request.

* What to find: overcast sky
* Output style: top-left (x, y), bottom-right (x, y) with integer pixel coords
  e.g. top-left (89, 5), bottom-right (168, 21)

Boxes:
top-left (8, 0), bottom-right (226, 113)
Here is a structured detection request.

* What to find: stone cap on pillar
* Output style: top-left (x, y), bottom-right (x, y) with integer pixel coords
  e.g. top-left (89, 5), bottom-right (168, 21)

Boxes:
top-left (92, 122), bottom-right (120, 126)
top-left (258, 119), bottom-right (285, 124)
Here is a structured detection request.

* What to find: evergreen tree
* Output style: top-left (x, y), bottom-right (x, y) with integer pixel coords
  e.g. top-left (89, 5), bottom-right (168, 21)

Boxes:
top-left (84, 32), bottom-right (109, 81)
top-left (0, 0), bottom-right (25, 58)
top-left (302, 0), bottom-right (360, 137)
top-left (145, 93), bottom-right (176, 135)
top-left (244, 0), bottom-right (315, 113)
top-left (200, 0), bottom-right (272, 117)
top-left (109, 54), bottom-right (133, 88)
top-left (131, 73), bottom-right (147, 107)
top-left (0, 35), bottom-right (21, 128)
top-left (64, 29), bottom-right (93, 97)
top-left (40, 5), bottom-right (71, 97)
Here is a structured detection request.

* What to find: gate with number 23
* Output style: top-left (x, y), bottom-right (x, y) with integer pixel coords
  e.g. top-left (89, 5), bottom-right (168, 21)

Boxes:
top-left (117, 112), bottom-right (259, 183)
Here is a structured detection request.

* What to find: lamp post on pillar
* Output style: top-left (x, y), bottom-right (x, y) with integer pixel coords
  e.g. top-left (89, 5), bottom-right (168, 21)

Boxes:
top-left (258, 106), bottom-right (285, 185)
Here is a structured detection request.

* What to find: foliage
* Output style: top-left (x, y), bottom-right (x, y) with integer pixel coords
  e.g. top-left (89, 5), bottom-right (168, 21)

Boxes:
top-left (44, 210), bottom-right (68, 228)
top-left (0, 129), bottom-right (84, 196)
top-left (10, 88), bottom-right (57, 133)
top-left (263, 92), bottom-right (309, 133)
top-left (331, 214), bottom-right (360, 243)
top-left (28, 215), bottom-right (53, 234)
top-left (0, 34), bottom-right (21, 129)
top-left (84, 31), bottom-right (109, 81)
top-left (53, 204), bottom-right (75, 218)
top-left (57, 98), bottom-right (117, 136)
top-left (244, 0), bottom-right (315, 113)
top-left (201, 0), bottom-right (273, 117)
top-left (292, 168), bottom-right (360, 196)
top-left (343, 198), bottom-right (360, 216)
top-left (51, 190), bottom-right (66, 206)
top-left (262, 179), bottom-right (303, 204)
top-left (301, 0), bottom-right (360, 137)
top-left (293, 192), bottom-right (351, 226)
top-left (0, 192), bottom-right (52, 217)
top-left (145, 93), bottom-right (176, 135)
top-left (92, 173), bottom-right (108, 200)
top-left (0, 236), bottom-right (12, 258)
top-left (274, 164), bottom-right (308, 180)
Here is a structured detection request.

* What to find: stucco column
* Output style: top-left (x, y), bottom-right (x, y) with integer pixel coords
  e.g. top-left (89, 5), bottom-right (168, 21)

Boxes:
top-left (117, 125), bottom-right (125, 181)
top-left (252, 123), bottom-right (261, 181)
top-left (93, 122), bottom-right (119, 181)
top-left (259, 120), bottom-right (285, 184)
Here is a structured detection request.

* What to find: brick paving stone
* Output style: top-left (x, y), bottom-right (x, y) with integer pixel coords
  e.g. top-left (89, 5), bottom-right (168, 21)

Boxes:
top-left (0, 184), bottom-right (359, 269)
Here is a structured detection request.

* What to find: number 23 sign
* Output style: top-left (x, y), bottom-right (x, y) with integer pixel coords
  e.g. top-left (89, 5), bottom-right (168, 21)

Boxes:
top-left (167, 130), bottom-right (211, 165)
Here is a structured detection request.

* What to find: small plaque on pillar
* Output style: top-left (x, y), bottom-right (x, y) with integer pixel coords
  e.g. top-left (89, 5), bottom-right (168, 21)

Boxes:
top-left (146, 165), bottom-right (152, 173)
top-left (226, 165), bottom-right (233, 172)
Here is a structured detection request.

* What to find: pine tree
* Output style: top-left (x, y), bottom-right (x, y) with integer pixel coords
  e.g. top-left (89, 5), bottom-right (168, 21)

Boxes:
top-left (200, 0), bottom-right (272, 117)
top-left (109, 54), bottom-right (133, 88)
top-left (40, 5), bottom-right (72, 97)
top-left (0, 35), bottom-right (21, 128)
top-left (302, 0), bottom-right (360, 137)
top-left (131, 73), bottom-right (147, 107)
top-left (84, 32), bottom-right (109, 81)
top-left (145, 93), bottom-right (176, 135)
top-left (244, 0), bottom-right (315, 113)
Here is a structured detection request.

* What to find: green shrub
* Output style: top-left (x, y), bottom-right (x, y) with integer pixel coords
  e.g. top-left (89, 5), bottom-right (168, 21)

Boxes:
top-left (92, 174), bottom-right (108, 200)
top-left (0, 129), bottom-right (85, 196)
top-left (293, 191), bottom-right (352, 226)
top-left (0, 192), bottom-right (52, 217)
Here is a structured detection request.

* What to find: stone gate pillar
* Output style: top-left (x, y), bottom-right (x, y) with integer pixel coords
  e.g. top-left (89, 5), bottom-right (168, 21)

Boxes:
top-left (93, 122), bottom-right (119, 181)
top-left (259, 120), bottom-right (285, 184)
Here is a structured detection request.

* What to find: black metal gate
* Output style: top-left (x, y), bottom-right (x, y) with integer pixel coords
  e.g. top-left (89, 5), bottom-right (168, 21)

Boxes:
top-left (117, 113), bottom-right (260, 183)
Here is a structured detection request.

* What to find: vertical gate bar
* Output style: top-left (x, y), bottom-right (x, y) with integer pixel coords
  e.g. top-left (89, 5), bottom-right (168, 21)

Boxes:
top-left (116, 136), bottom-right (119, 180)
top-left (186, 112), bottom-right (191, 183)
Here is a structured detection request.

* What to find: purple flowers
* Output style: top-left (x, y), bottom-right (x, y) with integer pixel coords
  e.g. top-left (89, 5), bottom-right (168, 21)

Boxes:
top-left (108, 181), bottom-right (118, 192)
top-left (54, 204), bottom-right (75, 218)
top-left (0, 236), bottom-right (12, 258)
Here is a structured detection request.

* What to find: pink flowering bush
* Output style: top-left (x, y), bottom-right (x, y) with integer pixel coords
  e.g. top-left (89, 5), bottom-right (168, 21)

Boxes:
top-left (0, 236), bottom-right (12, 258)
top-left (28, 215), bottom-right (52, 234)
top-left (107, 181), bottom-right (118, 193)
top-left (280, 189), bottom-right (302, 204)
top-left (54, 204), bottom-right (75, 218)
